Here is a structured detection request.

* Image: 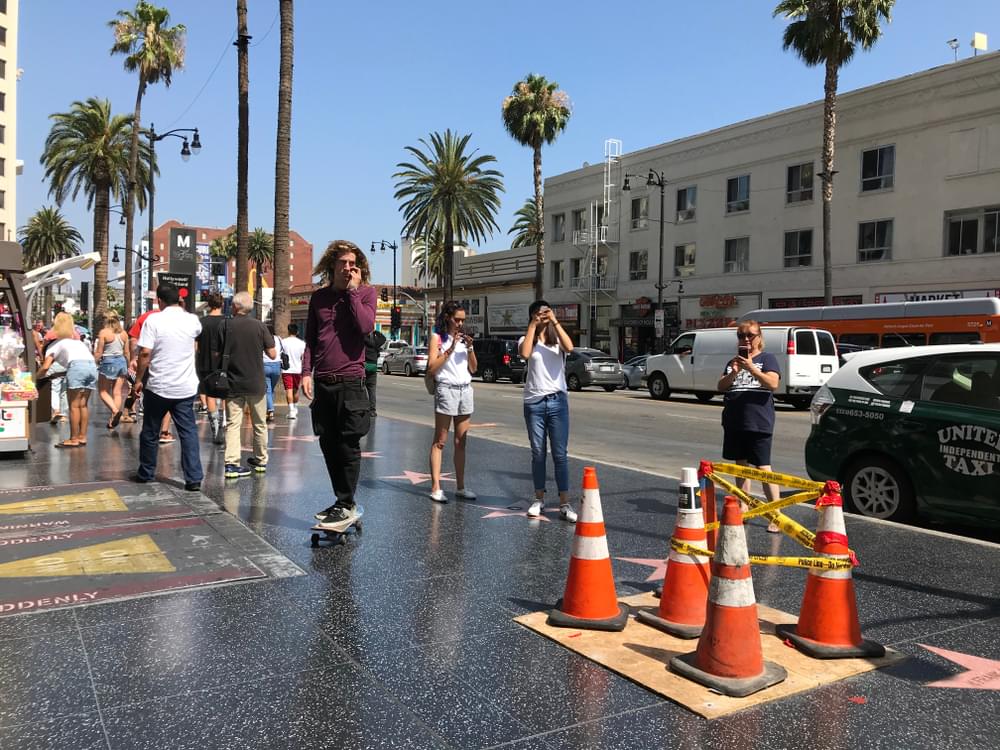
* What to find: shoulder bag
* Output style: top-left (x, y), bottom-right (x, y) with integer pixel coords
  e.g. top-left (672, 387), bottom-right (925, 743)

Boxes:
top-left (277, 336), bottom-right (290, 370)
top-left (201, 319), bottom-right (232, 398)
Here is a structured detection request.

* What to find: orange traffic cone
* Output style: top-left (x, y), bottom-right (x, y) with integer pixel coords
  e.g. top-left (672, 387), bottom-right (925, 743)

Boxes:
top-left (670, 496), bottom-right (787, 697)
top-left (637, 467), bottom-right (711, 638)
top-left (548, 467), bottom-right (629, 632)
top-left (777, 483), bottom-right (885, 659)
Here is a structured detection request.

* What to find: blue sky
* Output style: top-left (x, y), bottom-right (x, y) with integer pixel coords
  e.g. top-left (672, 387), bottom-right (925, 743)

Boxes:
top-left (15, 1), bottom-right (1000, 286)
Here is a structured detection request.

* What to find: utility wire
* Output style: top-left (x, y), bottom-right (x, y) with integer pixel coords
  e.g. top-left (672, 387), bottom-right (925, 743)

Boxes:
top-left (165, 29), bottom-right (237, 129)
top-left (250, 10), bottom-right (280, 47)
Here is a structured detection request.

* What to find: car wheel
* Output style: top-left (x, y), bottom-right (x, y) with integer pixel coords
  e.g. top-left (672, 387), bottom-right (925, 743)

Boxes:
top-left (695, 392), bottom-right (715, 403)
top-left (481, 366), bottom-right (497, 383)
top-left (843, 455), bottom-right (916, 523)
top-left (648, 373), bottom-right (670, 400)
top-left (567, 374), bottom-right (581, 392)
top-left (603, 385), bottom-right (617, 392)
top-left (510, 373), bottom-right (522, 385)
top-left (404, 364), bottom-right (412, 377)
top-left (383, 362), bottom-right (390, 375)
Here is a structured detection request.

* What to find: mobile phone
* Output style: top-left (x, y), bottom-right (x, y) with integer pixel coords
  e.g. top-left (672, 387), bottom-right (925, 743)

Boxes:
top-left (738, 345), bottom-right (750, 359)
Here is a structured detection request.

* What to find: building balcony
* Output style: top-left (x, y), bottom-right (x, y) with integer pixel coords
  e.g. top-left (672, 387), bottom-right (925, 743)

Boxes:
top-left (572, 226), bottom-right (618, 246)
top-left (570, 273), bottom-right (617, 292)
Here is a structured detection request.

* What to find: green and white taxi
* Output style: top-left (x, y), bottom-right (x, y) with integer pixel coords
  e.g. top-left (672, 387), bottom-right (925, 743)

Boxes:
top-left (805, 344), bottom-right (1000, 526)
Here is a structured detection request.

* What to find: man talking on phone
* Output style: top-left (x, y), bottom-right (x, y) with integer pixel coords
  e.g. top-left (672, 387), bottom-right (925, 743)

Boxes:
top-left (716, 319), bottom-right (782, 533)
top-left (301, 240), bottom-right (377, 528)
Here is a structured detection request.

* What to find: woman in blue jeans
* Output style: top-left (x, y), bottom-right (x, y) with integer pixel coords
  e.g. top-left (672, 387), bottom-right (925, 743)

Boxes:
top-left (263, 334), bottom-right (283, 422)
top-left (519, 300), bottom-right (577, 522)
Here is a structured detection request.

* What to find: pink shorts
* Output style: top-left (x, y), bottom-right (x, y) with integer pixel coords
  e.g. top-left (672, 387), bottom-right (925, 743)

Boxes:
top-left (282, 373), bottom-right (302, 391)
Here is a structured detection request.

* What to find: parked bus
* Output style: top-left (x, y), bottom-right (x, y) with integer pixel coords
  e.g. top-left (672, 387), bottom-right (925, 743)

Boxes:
top-left (739, 298), bottom-right (1000, 348)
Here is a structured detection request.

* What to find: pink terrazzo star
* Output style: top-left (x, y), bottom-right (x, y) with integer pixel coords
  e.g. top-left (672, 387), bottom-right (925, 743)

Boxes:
top-left (478, 504), bottom-right (558, 522)
top-left (382, 470), bottom-right (454, 485)
top-left (615, 557), bottom-right (669, 582)
top-left (921, 644), bottom-right (1000, 690)
top-left (277, 435), bottom-right (319, 443)
top-left (361, 452), bottom-right (382, 458)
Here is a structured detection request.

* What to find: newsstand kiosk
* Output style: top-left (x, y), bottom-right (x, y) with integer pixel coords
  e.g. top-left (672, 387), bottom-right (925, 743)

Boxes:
top-left (0, 241), bottom-right (37, 454)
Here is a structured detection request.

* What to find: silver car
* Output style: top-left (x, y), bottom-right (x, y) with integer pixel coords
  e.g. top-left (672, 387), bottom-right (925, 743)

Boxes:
top-left (382, 345), bottom-right (428, 376)
top-left (565, 348), bottom-right (624, 392)
top-left (622, 355), bottom-right (649, 390)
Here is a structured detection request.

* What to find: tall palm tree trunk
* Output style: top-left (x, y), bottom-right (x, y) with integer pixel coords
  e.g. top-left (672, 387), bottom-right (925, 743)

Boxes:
top-left (124, 76), bottom-right (146, 323)
top-left (444, 220), bottom-right (454, 303)
top-left (821, 58), bottom-right (838, 306)
top-left (532, 144), bottom-right (544, 300)
top-left (255, 264), bottom-right (263, 316)
top-left (93, 185), bottom-right (111, 328)
top-left (235, 0), bottom-right (250, 294)
top-left (272, 0), bottom-right (293, 334)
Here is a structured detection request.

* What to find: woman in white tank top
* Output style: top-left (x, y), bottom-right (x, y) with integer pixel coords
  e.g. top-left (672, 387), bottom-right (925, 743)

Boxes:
top-left (425, 301), bottom-right (478, 504)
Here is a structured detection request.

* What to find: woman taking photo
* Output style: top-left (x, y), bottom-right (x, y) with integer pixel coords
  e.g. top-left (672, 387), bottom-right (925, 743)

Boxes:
top-left (93, 311), bottom-right (130, 429)
top-left (426, 300), bottom-right (477, 504)
top-left (36, 312), bottom-right (98, 448)
top-left (519, 300), bottom-right (577, 522)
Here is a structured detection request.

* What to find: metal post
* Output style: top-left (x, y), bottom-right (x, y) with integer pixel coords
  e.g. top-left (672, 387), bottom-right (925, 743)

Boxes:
top-left (655, 179), bottom-right (665, 353)
top-left (146, 126), bottom-right (156, 313)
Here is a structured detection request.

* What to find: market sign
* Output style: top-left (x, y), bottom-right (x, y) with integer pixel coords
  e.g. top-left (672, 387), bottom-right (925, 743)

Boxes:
top-left (875, 289), bottom-right (1000, 304)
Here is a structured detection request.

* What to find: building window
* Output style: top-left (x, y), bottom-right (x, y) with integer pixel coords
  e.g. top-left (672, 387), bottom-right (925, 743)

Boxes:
top-left (786, 162), bottom-right (813, 203)
top-left (0, 26), bottom-right (7, 47)
top-left (945, 207), bottom-right (1000, 256)
top-left (572, 209), bottom-right (587, 232)
top-left (724, 237), bottom-right (749, 273)
top-left (552, 213), bottom-right (565, 243)
top-left (674, 243), bottom-right (696, 277)
top-left (630, 197), bottom-right (648, 230)
top-left (783, 229), bottom-right (812, 267)
top-left (0, 1), bottom-right (6, 14)
top-left (858, 219), bottom-right (893, 262)
top-left (0, 125), bottom-right (4, 144)
top-left (676, 186), bottom-right (696, 222)
top-left (861, 145), bottom-right (894, 192)
top-left (570, 257), bottom-right (582, 283)
top-left (726, 175), bottom-right (750, 213)
top-left (0, 158), bottom-right (4, 176)
top-left (551, 260), bottom-right (565, 289)
top-left (628, 250), bottom-right (648, 281)
top-left (0, 60), bottom-right (5, 79)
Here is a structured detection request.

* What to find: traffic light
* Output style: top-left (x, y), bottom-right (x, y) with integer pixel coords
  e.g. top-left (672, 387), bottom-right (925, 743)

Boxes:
top-left (210, 256), bottom-right (226, 277)
top-left (380, 287), bottom-right (388, 303)
top-left (390, 306), bottom-right (401, 332)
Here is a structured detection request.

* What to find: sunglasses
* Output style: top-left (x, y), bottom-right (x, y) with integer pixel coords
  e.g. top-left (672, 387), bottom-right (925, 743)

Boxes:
top-left (737, 332), bottom-right (758, 340)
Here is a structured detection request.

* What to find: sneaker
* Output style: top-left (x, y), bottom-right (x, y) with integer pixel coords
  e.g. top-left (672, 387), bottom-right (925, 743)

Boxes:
top-left (454, 488), bottom-right (477, 501)
top-left (314, 504), bottom-right (337, 521)
top-left (184, 481), bottom-right (202, 492)
top-left (266, 411), bottom-right (275, 423)
top-left (247, 457), bottom-right (267, 473)
top-left (316, 506), bottom-right (358, 527)
top-left (767, 521), bottom-right (781, 533)
top-left (158, 432), bottom-right (175, 445)
top-left (288, 407), bottom-right (298, 420)
top-left (429, 489), bottom-right (448, 504)
top-left (225, 464), bottom-right (251, 479)
top-left (527, 500), bottom-right (544, 518)
top-left (559, 504), bottom-right (578, 523)
top-left (212, 418), bottom-right (225, 445)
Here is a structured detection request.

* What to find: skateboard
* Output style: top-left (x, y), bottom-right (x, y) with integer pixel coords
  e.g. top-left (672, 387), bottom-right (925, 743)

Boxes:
top-left (310, 505), bottom-right (364, 547)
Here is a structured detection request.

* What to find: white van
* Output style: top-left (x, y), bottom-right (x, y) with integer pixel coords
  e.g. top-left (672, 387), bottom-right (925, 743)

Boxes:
top-left (643, 326), bottom-right (839, 408)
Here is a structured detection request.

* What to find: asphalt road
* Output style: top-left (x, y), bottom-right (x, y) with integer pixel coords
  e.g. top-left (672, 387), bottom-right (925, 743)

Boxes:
top-left (373, 373), bottom-right (813, 480)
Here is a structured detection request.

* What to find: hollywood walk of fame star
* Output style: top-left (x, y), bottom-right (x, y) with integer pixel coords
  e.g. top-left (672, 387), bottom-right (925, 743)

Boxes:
top-left (277, 435), bottom-right (319, 443)
top-left (478, 504), bottom-right (556, 522)
top-left (921, 644), bottom-right (1000, 690)
top-left (361, 452), bottom-right (382, 458)
top-left (615, 557), bottom-right (669, 582)
top-left (381, 470), bottom-right (454, 485)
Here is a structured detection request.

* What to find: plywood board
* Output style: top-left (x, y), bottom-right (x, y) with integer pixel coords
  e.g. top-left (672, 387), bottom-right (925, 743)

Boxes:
top-left (515, 592), bottom-right (905, 719)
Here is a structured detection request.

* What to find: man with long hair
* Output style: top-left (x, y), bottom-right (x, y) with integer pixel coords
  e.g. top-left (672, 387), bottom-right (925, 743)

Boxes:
top-left (302, 240), bottom-right (377, 527)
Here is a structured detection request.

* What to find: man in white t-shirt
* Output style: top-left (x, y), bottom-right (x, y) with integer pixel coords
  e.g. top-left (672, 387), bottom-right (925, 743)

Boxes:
top-left (131, 283), bottom-right (204, 490)
top-left (281, 323), bottom-right (307, 419)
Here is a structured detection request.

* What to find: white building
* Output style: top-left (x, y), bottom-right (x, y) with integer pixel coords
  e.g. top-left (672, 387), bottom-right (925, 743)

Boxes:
top-left (0, 0), bottom-right (18, 243)
top-left (542, 50), bottom-right (1000, 359)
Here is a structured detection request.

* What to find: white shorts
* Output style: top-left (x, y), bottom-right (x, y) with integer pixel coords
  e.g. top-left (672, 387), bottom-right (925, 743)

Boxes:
top-left (434, 382), bottom-right (474, 416)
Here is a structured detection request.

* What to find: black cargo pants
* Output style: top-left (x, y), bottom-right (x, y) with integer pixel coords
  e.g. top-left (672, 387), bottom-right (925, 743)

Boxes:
top-left (311, 377), bottom-right (371, 510)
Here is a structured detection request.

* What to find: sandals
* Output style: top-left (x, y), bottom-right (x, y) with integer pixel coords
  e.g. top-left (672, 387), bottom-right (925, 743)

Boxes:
top-left (109, 411), bottom-right (123, 429)
top-left (55, 440), bottom-right (84, 449)
top-left (121, 413), bottom-right (137, 423)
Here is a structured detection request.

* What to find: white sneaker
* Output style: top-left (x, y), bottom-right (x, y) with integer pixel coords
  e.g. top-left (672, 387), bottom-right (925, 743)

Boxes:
top-left (527, 500), bottom-right (543, 518)
top-left (454, 488), bottom-right (477, 501)
top-left (559, 504), bottom-right (578, 523)
top-left (288, 407), bottom-right (298, 420)
top-left (429, 489), bottom-right (448, 504)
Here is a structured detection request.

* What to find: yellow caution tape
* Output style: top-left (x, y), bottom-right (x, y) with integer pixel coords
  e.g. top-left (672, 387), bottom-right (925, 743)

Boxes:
top-left (669, 539), bottom-right (853, 571)
top-left (710, 463), bottom-right (826, 492)
top-left (704, 490), bottom-right (821, 530)
top-left (708, 473), bottom-right (817, 551)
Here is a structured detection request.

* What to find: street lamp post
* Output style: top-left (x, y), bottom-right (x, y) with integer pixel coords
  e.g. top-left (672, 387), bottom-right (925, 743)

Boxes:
top-left (623, 169), bottom-right (672, 352)
top-left (145, 123), bottom-right (202, 311)
top-left (371, 239), bottom-right (399, 337)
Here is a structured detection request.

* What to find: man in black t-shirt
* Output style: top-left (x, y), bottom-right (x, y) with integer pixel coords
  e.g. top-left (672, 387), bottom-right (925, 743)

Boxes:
top-left (196, 291), bottom-right (226, 443)
top-left (223, 291), bottom-right (276, 479)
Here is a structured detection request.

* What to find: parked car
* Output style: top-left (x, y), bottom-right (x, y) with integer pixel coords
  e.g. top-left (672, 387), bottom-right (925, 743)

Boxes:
top-left (622, 355), bottom-right (648, 390)
top-left (643, 326), bottom-right (839, 408)
top-left (565, 348), bottom-right (624, 392)
top-left (379, 339), bottom-right (408, 370)
top-left (805, 344), bottom-right (1000, 526)
top-left (473, 338), bottom-right (526, 383)
top-left (382, 345), bottom-right (428, 376)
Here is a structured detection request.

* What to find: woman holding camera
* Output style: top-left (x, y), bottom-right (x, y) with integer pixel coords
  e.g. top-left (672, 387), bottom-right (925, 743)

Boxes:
top-left (519, 300), bottom-right (577, 522)
top-left (426, 300), bottom-right (478, 503)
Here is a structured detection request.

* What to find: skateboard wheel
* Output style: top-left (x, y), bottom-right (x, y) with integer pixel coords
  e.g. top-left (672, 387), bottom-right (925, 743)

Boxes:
top-left (338, 535), bottom-right (347, 546)
top-left (310, 533), bottom-right (320, 547)
top-left (355, 521), bottom-right (363, 532)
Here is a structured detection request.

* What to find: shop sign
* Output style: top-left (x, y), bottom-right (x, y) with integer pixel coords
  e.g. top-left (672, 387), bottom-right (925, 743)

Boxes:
top-left (874, 289), bottom-right (1000, 304)
top-left (635, 297), bottom-right (652, 316)
top-left (0, 406), bottom-right (27, 439)
top-left (157, 273), bottom-right (195, 312)
top-left (552, 304), bottom-right (579, 324)
top-left (168, 228), bottom-right (198, 276)
top-left (699, 294), bottom-right (739, 309)
top-left (488, 303), bottom-right (529, 332)
top-left (683, 293), bottom-right (761, 330)
top-left (769, 295), bottom-right (862, 309)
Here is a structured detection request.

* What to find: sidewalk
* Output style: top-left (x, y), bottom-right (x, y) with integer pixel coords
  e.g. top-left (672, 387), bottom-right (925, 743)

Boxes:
top-left (1, 409), bottom-right (998, 749)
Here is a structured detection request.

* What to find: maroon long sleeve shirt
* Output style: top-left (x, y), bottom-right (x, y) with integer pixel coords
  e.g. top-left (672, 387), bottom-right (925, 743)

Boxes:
top-left (302, 284), bottom-right (377, 378)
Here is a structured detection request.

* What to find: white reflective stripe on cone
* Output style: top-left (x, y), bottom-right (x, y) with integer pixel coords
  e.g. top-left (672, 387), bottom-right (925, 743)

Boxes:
top-left (818, 504), bottom-right (847, 536)
top-left (715, 524), bottom-right (750, 566)
top-left (669, 548), bottom-right (711, 565)
top-left (571, 534), bottom-right (611, 561)
top-left (709, 575), bottom-right (756, 608)
top-left (676, 510), bottom-right (705, 530)
top-left (578, 489), bottom-right (604, 524)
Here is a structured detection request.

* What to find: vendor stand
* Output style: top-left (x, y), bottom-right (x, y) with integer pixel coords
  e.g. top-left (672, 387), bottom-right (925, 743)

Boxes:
top-left (0, 241), bottom-right (38, 453)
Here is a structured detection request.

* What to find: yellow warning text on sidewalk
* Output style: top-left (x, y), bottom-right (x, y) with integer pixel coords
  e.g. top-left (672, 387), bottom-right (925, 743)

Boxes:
top-left (0, 534), bottom-right (175, 577)
top-left (0, 488), bottom-right (127, 515)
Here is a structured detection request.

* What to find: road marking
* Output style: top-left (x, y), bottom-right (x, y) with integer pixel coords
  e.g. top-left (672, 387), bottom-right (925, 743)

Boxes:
top-left (0, 489), bottom-right (127, 515)
top-left (0, 534), bottom-right (175, 577)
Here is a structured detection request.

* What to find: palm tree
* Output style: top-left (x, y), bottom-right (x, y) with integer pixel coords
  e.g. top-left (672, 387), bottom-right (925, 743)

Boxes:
top-left (271, 0), bottom-right (294, 338)
top-left (18, 207), bottom-right (83, 324)
top-left (109, 1), bottom-right (185, 322)
top-left (409, 228), bottom-right (446, 287)
top-left (774, 0), bottom-right (894, 305)
top-left (235, 0), bottom-right (250, 295)
top-left (501, 74), bottom-right (571, 300)
top-left (508, 197), bottom-right (543, 248)
top-left (394, 130), bottom-right (504, 301)
top-left (248, 227), bottom-right (274, 318)
top-left (41, 98), bottom-right (155, 330)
